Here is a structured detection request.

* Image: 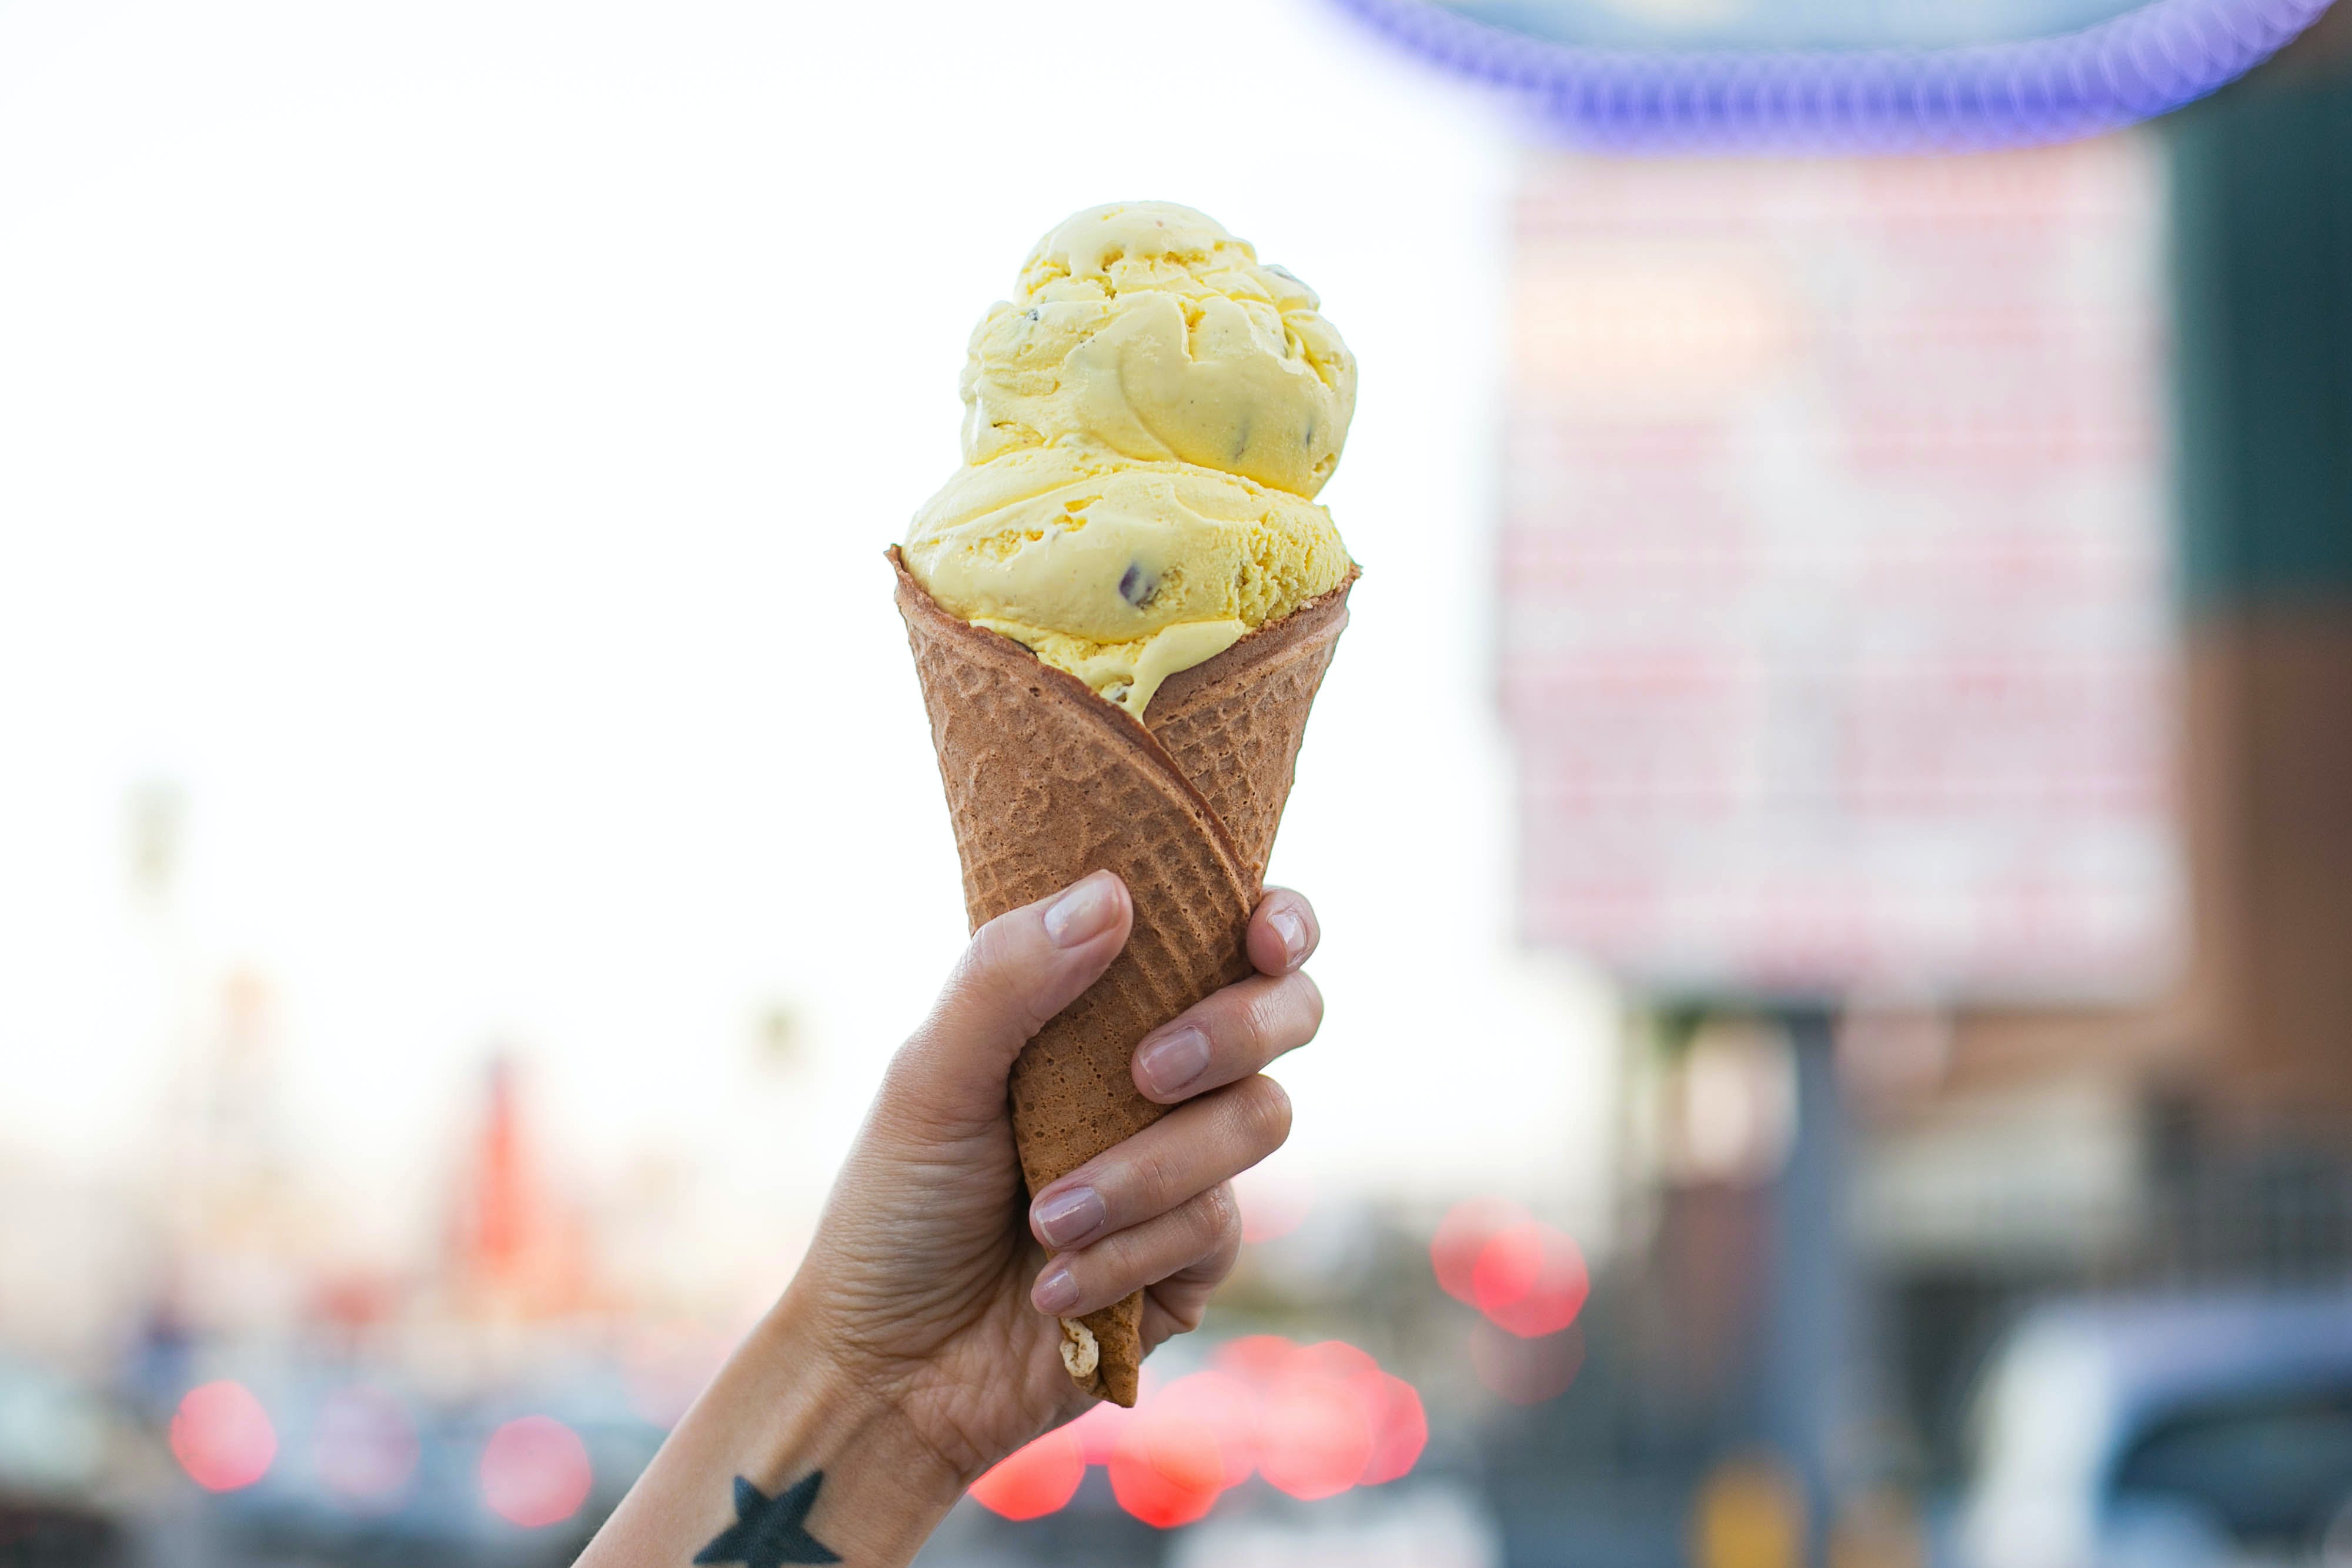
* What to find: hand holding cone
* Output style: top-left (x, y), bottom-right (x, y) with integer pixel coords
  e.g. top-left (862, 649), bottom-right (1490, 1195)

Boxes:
top-left (891, 550), bottom-right (1354, 1404)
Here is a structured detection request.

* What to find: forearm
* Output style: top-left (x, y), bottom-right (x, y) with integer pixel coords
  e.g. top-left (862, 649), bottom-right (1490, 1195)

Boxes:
top-left (579, 1296), bottom-right (967, 1568)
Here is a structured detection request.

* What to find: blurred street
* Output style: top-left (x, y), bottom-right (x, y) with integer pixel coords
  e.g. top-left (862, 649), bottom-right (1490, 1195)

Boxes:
top-left (5, 1), bottom-right (2352, 1566)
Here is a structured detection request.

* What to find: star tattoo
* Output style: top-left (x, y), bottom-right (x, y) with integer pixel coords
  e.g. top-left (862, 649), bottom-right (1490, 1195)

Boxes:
top-left (693, 1472), bottom-right (843, 1566)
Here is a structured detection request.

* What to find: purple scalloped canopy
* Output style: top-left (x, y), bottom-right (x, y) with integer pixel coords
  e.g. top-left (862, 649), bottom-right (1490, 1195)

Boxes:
top-left (1334, 0), bottom-right (2334, 148)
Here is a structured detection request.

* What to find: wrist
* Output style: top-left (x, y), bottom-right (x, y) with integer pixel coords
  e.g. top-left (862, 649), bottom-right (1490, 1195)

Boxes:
top-left (755, 1288), bottom-right (977, 1495)
top-left (580, 1294), bottom-right (966, 1568)
top-left (738, 1299), bottom-right (970, 1553)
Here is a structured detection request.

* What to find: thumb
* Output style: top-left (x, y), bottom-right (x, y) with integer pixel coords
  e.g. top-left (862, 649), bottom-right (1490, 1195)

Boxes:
top-left (886, 871), bottom-right (1132, 1130)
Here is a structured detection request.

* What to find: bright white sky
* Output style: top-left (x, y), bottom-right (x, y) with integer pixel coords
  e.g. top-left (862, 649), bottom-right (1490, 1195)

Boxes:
top-left (0, 0), bottom-right (1617, 1296)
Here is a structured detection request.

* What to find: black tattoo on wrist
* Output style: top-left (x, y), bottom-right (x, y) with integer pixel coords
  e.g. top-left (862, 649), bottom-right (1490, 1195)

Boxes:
top-left (693, 1471), bottom-right (842, 1566)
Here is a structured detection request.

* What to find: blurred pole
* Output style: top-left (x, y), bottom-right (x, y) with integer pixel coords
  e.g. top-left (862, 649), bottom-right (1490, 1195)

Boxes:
top-left (2168, 7), bottom-right (2352, 1141)
top-left (1762, 1007), bottom-right (1847, 1567)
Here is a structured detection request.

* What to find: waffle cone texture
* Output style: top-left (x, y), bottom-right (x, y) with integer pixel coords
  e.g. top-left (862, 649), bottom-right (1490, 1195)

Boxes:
top-left (888, 548), bottom-right (1354, 1405)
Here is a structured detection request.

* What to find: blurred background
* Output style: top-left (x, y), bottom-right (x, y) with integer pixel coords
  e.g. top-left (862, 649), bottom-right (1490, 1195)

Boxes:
top-left (1, 0), bottom-right (2348, 1563)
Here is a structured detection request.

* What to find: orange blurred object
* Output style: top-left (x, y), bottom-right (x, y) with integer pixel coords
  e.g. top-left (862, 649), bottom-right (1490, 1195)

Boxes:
top-left (1692, 1453), bottom-right (1808, 1568)
top-left (170, 1380), bottom-right (277, 1493)
top-left (479, 1415), bottom-right (593, 1528)
top-left (452, 1058), bottom-right (594, 1320)
top-left (968, 1427), bottom-right (1086, 1521)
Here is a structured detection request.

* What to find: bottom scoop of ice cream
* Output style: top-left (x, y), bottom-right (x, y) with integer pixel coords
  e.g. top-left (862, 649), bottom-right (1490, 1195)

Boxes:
top-left (903, 446), bottom-right (1351, 717)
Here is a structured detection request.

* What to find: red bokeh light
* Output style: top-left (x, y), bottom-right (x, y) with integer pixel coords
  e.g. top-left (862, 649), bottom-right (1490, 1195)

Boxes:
top-left (1214, 1334), bottom-right (1304, 1383)
top-left (1434, 1199), bottom-right (1591, 1339)
top-left (1257, 1369), bottom-right (1376, 1501)
top-left (1431, 1197), bottom-right (1533, 1305)
top-left (1354, 1371), bottom-right (1428, 1486)
top-left (479, 1416), bottom-right (593, 1528)
top-left (312, 1386), bottom-right (419, 1505)
top-left (968, 1427), bottom-right (1085, 1521)
top-left (1469, 1320), bottom-right (1586, 1405)
top-left (1108, 1395), bottom-right (1225, 1528)
top-left (1000, 1336), bottom-right (1425, 1526)
top-left (1295, 1340), bottom-right (1378, 1380)
top-left (1064, 1389), bottom-right (1134, 1465)
top-left (1472, 1221), bottom-right (1591, 1338)
top-left (1154, 1372), bottom-right (1258, 1489)
top-left (171, 1381), bottom-right (278, 1493)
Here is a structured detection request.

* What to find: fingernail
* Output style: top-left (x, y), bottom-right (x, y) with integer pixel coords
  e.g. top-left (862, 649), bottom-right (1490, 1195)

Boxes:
top-left (1044, 873), bottom-right (1121, 949)
top-left (1033, 1265), bottom-right (1081, 1315)
top-left (1136, 1026), bottom-right (1211, 1098)
top-left (1269, 908), bottom-right (1308, 967)
top-left (1032, 1186), bottom-right (1104, 1249)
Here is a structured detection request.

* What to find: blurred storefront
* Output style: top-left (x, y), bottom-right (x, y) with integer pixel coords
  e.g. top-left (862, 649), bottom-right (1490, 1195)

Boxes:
top-left (1478, 5), bottom-right (2352, 1563)
top-left (1498, 125), bottom-right (2183, 1549)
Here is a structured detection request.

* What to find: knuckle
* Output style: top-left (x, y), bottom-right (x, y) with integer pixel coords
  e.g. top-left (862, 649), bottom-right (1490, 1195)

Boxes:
top-left (1099, 1223), bottom-right (1156, 1285)
top-left (1195, 1182), bottom-right (1240, 1244)
top-left (871, 1055), bottom-right (958, 1146)
top-left (1124, 1143), bottom-right (1180, 1208)
top-left (955, 919), bottom-right (1053, 1035)
top-left (1162, 1295), bottom-right (1209, 1336)
top-left (1237, 987), bottom-right (1280, 1058)
top-left (1158, 1189), bottom-right (1231, 1261)
top-left (961, 911), bottom-right (1016, 977)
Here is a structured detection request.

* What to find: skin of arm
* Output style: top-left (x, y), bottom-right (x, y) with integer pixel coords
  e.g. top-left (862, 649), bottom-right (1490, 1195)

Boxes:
top-left (577, 871), bottom-right (1325, 1567)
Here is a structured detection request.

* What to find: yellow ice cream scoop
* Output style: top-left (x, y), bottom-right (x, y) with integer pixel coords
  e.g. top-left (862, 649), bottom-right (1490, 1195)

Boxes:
top-left (905, 447), bottom-right (1351, 716)
top-left (905, 202), bottom-right (1356, 718)
top-left (963, 203), bottom-right (1356, 500)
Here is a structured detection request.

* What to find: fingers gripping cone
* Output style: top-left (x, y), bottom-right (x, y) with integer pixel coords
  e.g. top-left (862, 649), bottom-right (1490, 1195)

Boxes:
top-left (890, 549), bottom-right (1354, 1405)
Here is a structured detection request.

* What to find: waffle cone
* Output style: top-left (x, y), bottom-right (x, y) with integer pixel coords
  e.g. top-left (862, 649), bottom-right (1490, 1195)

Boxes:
top-left (889, 548), bottom-right (1354, 1405)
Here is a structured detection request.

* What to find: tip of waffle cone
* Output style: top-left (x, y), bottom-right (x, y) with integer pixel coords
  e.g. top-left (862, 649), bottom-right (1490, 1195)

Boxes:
top-left (1068, 1296), bottom-right (1142, 1406)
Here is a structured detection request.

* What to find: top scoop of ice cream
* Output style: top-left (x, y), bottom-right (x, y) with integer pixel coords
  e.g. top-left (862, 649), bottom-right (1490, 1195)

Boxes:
top-left (961, 203), bottom-right (1357, 499)
top-left (905, 203), bottom-right (1355, 718)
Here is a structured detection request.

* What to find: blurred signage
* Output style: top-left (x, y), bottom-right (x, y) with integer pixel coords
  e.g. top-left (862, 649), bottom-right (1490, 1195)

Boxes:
top-left (1431, 0), bottom-right (2153, 50)
top-left (1501, 138), bottom-right (2183, 999)
top-left (1336, 0), bottom-right (2333, 149)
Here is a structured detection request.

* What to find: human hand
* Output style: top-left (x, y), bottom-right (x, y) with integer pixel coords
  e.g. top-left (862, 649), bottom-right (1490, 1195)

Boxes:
top-left (579, 872), bottom-right (1321, 1568)
top-left (783, 871), bottom-right (1322, 1481)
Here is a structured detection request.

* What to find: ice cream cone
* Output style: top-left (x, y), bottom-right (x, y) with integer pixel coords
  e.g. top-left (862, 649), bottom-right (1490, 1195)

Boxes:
top-left (890, 547), bottom-right (1354, 1405)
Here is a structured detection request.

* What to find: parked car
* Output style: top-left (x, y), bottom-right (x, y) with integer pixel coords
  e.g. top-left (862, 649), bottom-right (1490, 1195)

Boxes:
top-left (1956, 1289), bottom-right (2352, 1568)
top-left (0, 1353), bottom-right (135, 1567)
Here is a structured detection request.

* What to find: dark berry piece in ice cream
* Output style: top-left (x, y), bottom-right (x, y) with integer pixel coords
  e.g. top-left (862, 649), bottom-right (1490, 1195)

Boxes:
top-left (1118, 562), bottom-right (1158, 607)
